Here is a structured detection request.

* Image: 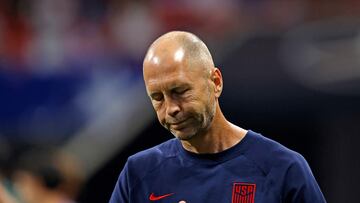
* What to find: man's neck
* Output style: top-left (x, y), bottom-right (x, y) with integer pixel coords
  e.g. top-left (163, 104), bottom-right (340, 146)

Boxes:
top-left (180, 108), bottom-right (247, 154)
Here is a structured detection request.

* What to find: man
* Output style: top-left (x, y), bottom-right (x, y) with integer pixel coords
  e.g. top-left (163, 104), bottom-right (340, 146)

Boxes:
top-left (109, 31), bottom-right (326, 203)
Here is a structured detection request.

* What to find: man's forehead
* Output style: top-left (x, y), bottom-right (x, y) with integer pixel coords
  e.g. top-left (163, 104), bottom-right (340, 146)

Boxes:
top-left (143, 48), bottom-right (191, 80)
top-left (145, 70), bottom-right (193, 91)
top-left (144, 59), bottom-right (184, 80)
top-left (143, 54), bottom-right (207, 91)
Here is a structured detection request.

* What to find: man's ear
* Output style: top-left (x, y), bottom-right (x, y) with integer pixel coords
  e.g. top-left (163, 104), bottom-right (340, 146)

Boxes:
top-left (211, 68), bottom-right (223, 98)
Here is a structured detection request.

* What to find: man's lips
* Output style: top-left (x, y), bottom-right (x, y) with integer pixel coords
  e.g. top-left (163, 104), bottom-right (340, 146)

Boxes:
top-left (170, 120), bottom-right (186, 125)
top-left (169, 119), bottom-right (189, 130)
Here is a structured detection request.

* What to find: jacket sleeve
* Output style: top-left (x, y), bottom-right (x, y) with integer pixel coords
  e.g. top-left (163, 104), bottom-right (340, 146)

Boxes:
top-left (282, 154), bottom-right (327, 203)
top-left (109, 162), bottom-right (130, 203)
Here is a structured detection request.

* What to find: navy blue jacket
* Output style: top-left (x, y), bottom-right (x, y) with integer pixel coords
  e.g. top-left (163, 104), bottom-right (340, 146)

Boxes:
top-left (109, 130), bottom-right (326, 203)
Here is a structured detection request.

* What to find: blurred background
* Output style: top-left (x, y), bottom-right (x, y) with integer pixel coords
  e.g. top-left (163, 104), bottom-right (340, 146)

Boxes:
top-left (0, 0), bottom-right (360, 202)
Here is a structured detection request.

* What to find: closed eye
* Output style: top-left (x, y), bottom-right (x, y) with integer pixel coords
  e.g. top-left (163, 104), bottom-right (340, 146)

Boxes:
top-left (172, 87), bottom-right (189, 95)
top-left (150, 93), bottom-right (163, 101)
top-left (174, 89), bottom-right (187, 94)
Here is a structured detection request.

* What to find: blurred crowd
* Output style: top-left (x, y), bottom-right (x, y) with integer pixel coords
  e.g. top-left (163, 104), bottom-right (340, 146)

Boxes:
top-left (0, 0), bottom-right (268, 75)
top-left (1, 0), bottom-right (359, 74)
top-left (0, 0), bottom-right (244, 75)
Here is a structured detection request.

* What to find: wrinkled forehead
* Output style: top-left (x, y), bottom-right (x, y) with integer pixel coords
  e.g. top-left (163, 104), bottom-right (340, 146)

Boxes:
top-left (143, 54), bottom-right (206, 94)
top-left (143, 55), bottom-right (194, 86)
top-left (145, 68), bottom-right (192, 92)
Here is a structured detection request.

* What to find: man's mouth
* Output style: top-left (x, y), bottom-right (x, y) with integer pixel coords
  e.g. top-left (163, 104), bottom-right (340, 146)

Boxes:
top-left (169, 119), bottom-right (189, 130)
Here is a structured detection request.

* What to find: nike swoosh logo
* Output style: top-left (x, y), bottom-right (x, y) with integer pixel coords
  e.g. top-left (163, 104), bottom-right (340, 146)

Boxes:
top-left (149, 192), bottom-right (174, 201)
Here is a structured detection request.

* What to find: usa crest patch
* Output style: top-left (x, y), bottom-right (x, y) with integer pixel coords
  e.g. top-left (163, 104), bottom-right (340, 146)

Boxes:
top-left (232, 182), bottom-right (256, 203)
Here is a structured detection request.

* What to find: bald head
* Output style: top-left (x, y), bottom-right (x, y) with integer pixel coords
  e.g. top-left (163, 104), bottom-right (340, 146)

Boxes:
top-left (142, 32), bottom-right (224, 142)
top-left (143, 31), bottom-right (215, 75)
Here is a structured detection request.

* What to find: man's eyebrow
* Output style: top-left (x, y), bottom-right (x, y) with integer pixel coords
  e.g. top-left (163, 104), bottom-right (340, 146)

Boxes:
top-left (170, 83), bottom-right (190, 89)
top-left (147, 82), bottom-right (190, 94)
top-left (170, 85), bottom-right (189, 92)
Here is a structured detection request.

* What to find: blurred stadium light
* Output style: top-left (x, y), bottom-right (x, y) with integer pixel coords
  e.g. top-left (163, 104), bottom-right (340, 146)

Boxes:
top-left (281, 17), bottom-right (360, 94)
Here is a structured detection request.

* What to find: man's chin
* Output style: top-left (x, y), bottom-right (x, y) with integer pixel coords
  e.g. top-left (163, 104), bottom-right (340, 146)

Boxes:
top-left (171, 129), bottom-right (196, 141)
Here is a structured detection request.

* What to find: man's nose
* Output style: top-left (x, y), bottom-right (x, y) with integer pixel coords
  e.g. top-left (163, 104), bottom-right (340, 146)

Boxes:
top-left (165, 97), bottom-right (180, 117)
